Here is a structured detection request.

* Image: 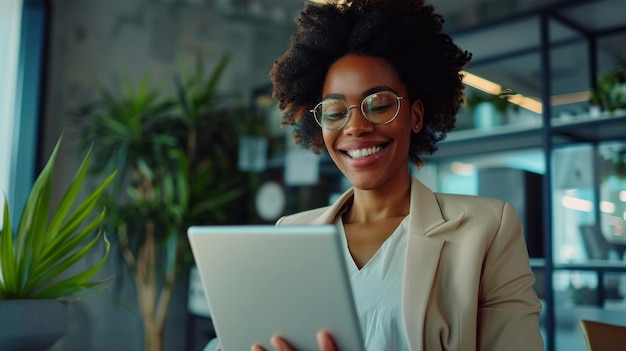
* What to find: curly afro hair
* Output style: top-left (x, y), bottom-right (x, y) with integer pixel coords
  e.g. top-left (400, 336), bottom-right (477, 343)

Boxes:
top-left (269, 0), bottom-right (472, 167)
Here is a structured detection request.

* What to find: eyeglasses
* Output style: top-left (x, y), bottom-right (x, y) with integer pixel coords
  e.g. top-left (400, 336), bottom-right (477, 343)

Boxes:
top-left (310, 91), bottom-right (407, 130)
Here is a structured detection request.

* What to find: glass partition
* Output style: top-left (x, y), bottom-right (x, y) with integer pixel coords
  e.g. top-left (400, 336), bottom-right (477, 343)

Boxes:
top-left (599, 142), bottom-right (626, 262)
top-left (552, 142), bottom-right (626, 264)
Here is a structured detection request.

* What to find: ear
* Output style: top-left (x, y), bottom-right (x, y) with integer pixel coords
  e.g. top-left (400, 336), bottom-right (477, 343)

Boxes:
top-left (410, 99), bottom-right (424, 133)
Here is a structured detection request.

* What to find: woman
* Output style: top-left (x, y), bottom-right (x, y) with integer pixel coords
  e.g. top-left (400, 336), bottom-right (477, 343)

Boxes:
top-left (254, 0), bottom-right (544, 350)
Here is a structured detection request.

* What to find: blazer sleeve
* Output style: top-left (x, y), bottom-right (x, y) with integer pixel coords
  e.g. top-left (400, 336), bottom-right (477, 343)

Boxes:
top-left (477, 202), bottom-right (544, 351)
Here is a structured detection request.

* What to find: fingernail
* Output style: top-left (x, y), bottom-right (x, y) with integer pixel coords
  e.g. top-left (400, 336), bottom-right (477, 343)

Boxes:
top-left (317, 331), bottom-right (328, 348)
top-left (270, 337), bottom-right (285, 351)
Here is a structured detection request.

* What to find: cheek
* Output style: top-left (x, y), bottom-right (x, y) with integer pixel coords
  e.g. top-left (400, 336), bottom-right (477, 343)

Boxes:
top-left (322, 130), bottom-right (335, 149)
top-left (397, 117), bottom-right (415, 148)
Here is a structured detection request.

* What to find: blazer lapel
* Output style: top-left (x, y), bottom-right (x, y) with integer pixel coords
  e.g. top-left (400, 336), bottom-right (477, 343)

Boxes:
top-left (402, 178), bottom-right (465, 351)
top-left (309, 187), bottom-right (354, 225)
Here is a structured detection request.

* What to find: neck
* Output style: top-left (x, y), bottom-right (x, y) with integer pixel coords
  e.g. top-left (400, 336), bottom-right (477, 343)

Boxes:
top-left (344, 175), bottom-right (412, 224)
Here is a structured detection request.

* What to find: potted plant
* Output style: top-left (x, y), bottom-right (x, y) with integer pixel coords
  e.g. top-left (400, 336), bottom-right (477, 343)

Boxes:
top-left (72, 54), bottom-right (254, 351)
top-left (464, 88), bottom-right (518, 129)
top-left (0, 135), bottom-right (116, 350)
top-left (589, 63), bottom-right (626, 115)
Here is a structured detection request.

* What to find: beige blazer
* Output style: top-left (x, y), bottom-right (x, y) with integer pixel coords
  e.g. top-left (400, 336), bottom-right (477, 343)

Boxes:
top-left (277, 177), bottom-right (544, 351)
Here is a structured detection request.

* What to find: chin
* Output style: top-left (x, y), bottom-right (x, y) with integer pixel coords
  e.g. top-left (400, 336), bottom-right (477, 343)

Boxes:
top-left (344, 175), bottom-right (383, 191)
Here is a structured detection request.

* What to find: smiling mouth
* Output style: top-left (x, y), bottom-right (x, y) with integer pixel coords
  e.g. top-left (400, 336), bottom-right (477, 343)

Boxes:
top-left (345, 144), bottom-right (388, 159)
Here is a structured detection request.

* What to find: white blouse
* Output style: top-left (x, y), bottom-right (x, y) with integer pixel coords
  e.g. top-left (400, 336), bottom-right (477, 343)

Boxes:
top-left (337, 216), bottom-right (410, 351)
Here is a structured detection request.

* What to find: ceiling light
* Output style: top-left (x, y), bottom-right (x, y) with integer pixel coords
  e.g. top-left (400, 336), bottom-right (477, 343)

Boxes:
top-left (462, 71), bottom-right (503, 95)
top-left (462, 70), bottom-right (542, 114)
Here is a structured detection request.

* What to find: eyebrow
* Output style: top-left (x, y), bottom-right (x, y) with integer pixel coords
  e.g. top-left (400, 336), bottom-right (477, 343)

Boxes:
top-left (321, 85), bottom-right (400, 101)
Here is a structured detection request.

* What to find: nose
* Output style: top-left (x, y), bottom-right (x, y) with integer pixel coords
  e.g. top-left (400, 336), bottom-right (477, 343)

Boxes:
top-left (343, 105), bottom-right (374, 136)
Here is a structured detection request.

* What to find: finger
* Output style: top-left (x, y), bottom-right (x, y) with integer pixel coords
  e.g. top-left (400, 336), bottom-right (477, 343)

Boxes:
top-left (271, 335), bottom-right (294, 351)
top-left (251, 344), bottom-right (266, 351)
top-left (317, 331), bottom-right (338, 351)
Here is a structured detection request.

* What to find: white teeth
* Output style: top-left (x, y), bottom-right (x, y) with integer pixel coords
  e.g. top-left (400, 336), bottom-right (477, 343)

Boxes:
top-left (347, 145), bottom-right (383, 159)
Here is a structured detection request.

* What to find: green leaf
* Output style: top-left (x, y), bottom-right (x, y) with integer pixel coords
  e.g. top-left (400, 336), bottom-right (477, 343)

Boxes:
top-left (29, 233), bottom-right (110, 299)
top-left (46, 146), bottom-right (93, 241)
top-left (13, 136), bottom-right (61, 294)
top-left (28, 209), bottom-right (106, 289)
top-left (205, 54), bottom-right (231, 101)
top-left (190, 186), bottom-right (244, 216)
top-left (28, 230), bottom-right (105, 295)
top-left (41, 171), bottom-right (116, 259)
top-left (0, 196), bottom-right (17, 295)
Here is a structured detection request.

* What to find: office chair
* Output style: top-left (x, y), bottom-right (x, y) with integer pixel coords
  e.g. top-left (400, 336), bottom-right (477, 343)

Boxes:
top-left (580, 319), bottom-right (626, 351)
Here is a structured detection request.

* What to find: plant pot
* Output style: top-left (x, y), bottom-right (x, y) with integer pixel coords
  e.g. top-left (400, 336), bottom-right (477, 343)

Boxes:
top-left (0, 299), bottom-right (68, 351)
top-left (473, 101), bottom-right (504, 130)
top-left (589, 104), bottom-right (602, 118)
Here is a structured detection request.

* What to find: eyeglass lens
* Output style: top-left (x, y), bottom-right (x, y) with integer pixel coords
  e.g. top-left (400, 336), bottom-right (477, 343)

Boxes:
top-left (314, 91), bottom-right (401, 130)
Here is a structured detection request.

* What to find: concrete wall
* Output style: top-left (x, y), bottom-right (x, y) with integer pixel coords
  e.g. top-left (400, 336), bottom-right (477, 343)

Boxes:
top-left (41, 0), bottom-right (294, 350)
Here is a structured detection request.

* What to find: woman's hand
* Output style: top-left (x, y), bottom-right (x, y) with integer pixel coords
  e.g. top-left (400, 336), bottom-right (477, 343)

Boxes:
top-left (251, 330), bottom-right (338, 351)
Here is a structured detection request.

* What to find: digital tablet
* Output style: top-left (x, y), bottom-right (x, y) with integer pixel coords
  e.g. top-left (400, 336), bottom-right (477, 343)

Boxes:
top-left (187, 225), bottom-right (365, 351)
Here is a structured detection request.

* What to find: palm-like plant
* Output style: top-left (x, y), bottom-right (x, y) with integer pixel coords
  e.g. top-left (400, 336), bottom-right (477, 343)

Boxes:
top-left (72, 54), bottom-right (254, 351)
top-left (171, 54), bottom-right (251, 229)
top-left (0, 135), bottom-right (115, 299)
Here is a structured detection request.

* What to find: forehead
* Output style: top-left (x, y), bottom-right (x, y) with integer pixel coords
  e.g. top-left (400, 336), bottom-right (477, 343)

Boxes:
top-left (322, 55), bottom-right (405, 97)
